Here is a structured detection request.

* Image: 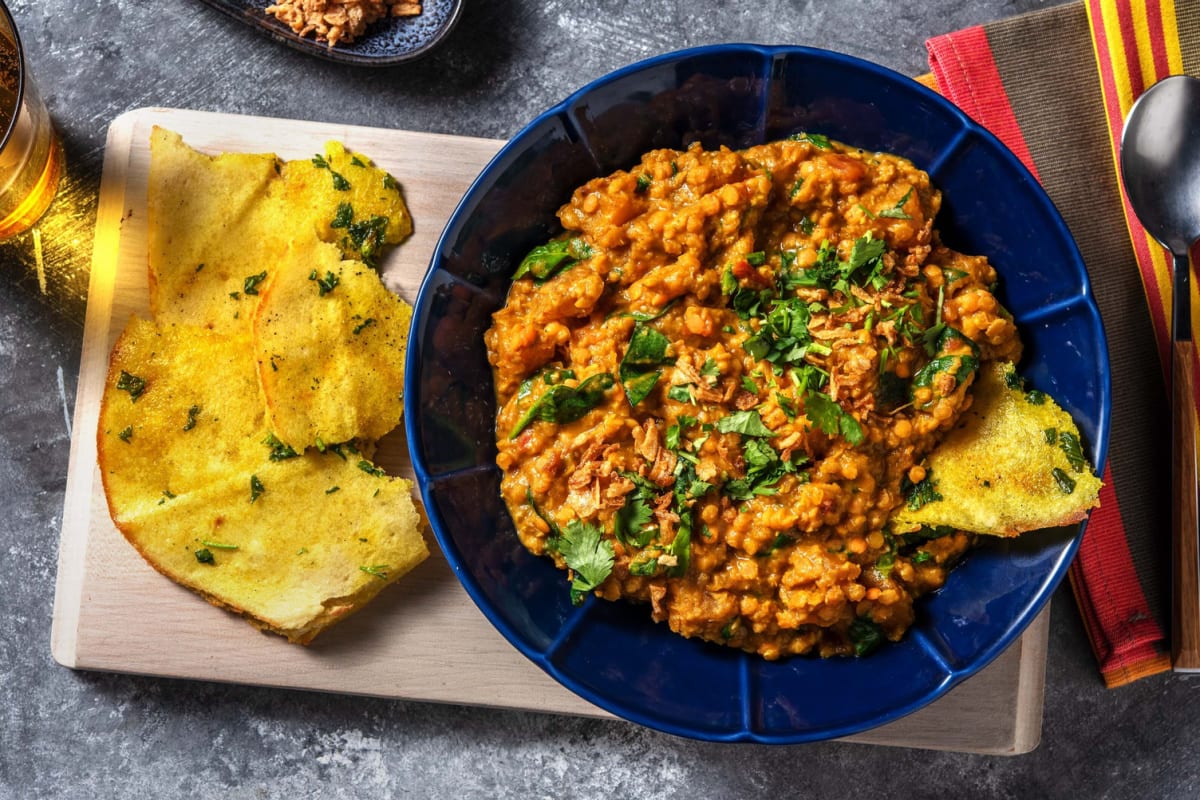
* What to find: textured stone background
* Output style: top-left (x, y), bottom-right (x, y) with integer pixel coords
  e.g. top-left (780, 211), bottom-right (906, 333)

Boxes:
top-left (2, 1), bottom-right (1199, 798)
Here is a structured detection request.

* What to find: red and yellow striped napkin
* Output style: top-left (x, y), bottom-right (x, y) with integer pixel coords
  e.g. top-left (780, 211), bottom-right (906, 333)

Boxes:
top-left (926, 0), bottom-right (1200, 687)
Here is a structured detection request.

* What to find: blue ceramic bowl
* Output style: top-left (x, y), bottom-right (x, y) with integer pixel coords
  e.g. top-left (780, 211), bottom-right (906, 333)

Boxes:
top-left (405, 44), bottom-right (1111, 743)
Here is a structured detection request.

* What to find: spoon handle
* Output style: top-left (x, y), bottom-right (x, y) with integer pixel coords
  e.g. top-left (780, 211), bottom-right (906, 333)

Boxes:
top-left (1172, 250), bottom-right (1200, 671)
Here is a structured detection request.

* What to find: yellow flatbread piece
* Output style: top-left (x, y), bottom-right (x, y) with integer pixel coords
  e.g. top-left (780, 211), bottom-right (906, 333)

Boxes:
top-left (147, 127), bottom-right (285, 335)
top-left (890, 361), bottom-right (1102, 537)
top-left (252, 238), bottom-right (413, 450)
top-left (115, 451), bottom-right (427, 645)
top-left (103, 129), bottom-right (426, 644)
top-left (279, 140), bottom-right (413, 265)
top-left (98, 317), bottom-right (269, 519)
top-left (99, 318), bottom-right (428, 643)
top-left (147, 131), bottom-right (413, 336)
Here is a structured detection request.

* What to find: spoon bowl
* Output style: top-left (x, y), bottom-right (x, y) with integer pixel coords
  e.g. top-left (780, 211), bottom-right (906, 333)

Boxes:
top-left (1120, 73), bottom-right (1200, 672)
top-left (1121, 75), bottom-right (1200, 254)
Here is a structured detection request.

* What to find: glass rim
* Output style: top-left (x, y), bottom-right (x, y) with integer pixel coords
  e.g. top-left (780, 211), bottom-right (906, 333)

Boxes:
top-left (0, 1), bottom-right (27, 155)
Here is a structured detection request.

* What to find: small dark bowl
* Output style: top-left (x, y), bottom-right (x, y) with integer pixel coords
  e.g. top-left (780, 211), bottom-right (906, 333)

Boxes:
top-left (404, 44), bottom-right (1111, 743)
top-left (198, 0), bottom-right (462, 66)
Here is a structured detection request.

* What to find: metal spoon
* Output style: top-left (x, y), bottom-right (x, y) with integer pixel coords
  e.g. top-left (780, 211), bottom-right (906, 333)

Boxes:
top-left (1120, 74), bottom-right (1200, 672)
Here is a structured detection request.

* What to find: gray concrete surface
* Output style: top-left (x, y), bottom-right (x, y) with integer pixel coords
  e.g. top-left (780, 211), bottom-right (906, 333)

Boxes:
top-left (2, 1), bottom-right (1198, 798)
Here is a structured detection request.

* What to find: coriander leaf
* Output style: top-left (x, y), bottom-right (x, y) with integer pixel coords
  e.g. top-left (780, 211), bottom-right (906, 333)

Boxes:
top-left (345, 216), bottom-right (388, 266)
top-left (182, 404), bottom-right (201, 432)
top-left (357, 460), bottom-right (386, 477)
top-left (1052, 467), bottom-right (1077, 494)
top-left (117, 426), bottom-right (133, 443)
top-left (878, 187), bottom-right (914, 219)
top-left (116, 370), bottom-right (146, 401)
top-left (352, 318), bottom-right (376, 335)
top-left (613, 488), bottom-right (656, 547)
top-left (804, 390), bottom-right (864, 446)
top-left (249, 474), bottom-right (264, 504)
top-left (664, 523), bottom-right (691, 578)
top-left (667, 384), bottom-right (695, 405)
top-left (716, 409), bottom-right (775, 437)
top-left (1058, 430), bottom-right (1087, 472)
top-left (789, 131), bottom-right (831, 149)
top-left (308, 269), bottom-right (340, 296)
top-left (554, 519), bottom-right (614, 605)
top-left (243, 271), bottom-right (268, 296)
top-left (509, 373), bottom-right (614, 439)
top-left (263, 433), bottom-right (299, 461)
top-left (194, 548), bottom-right (215, 565)
top-left (331, 202), bottom-right (353, 228)
top-left (903, 474), bottom-right (943, 511)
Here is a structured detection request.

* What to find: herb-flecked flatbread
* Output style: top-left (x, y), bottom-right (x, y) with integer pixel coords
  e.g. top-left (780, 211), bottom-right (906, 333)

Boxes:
top-left (890, 361), bottom-right (1102, 537)
top-left (98, 318), bottom-right (428, 643)
top-left (147, 127), bottom-right (285, 335)
top-left (252, 238), bottom-right (413, 450)
top-left (97, 317), bottom-right (270, 518)
top-left (101, 129), bottom-right (426, 644)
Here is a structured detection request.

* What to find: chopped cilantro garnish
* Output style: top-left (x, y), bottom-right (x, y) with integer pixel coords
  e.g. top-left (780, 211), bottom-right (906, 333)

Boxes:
top-left (878, 187), bottom-right (914, 220)
top-left (619, 325), bottom-right (673, 407)
top-left (182, 404), bottom-right (201, 432)
top-left (263, 433), bottom-right (299, 461)
top-left (357, 460), bottom-right (386, 477)
top-left (308, 269), bottom-right (340, 296)
top-left (249, 475), bottom-right (264, 503)
top-left (1052, 467), bottom-right (1077, 494)
top-left (613, 474), bottom-right (658, 548)
top-left (1058, 430), bottom-right (1086, 472)
top-left (804, 391), bottom-right (864, 446)
top-left (116, 370), bottom-right (146, 401)
top-left (117, 426), bottom-right (133, 443)
top-left (194, 548), bottom-right (215, 565)
top-left (903, 473), bottom-right (943, 511)
top-left (352, 318), bottom-right (376, 335)
top-left (716, 409), bottom-right (775, 437)
top-left (789, 131), bottom-right (831, 149)
top-left (243, 271), bottom-right (268, 296)
top-left (549, 519), bottom-right (614, 605)
top-left (331, 202), bottom-right (353, 229)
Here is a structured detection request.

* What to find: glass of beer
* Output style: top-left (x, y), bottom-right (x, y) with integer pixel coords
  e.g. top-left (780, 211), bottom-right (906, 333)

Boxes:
top-left (0, 2), bottom-right (60, 240)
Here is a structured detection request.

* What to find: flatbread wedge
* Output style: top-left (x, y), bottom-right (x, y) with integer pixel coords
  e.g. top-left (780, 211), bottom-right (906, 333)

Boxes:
top-left (252, 238), bottom-right (413, 450)
top-left (279, 139), bottom-right (413, 266)
top-left (146, 127), bottom-right (285, 335)
top-left (114, 451), bottom-right (428, 645)
top-left (98, 317), bottom-right (270, 519)
top-left (890, 360), bottom-right (1102, 537)
top-left (99, 316), bottom-right (428, 643)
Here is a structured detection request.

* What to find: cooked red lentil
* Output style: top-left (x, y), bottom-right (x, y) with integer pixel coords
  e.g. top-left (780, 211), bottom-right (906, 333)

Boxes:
top-left (485, 136), bottom-right (1022, 659)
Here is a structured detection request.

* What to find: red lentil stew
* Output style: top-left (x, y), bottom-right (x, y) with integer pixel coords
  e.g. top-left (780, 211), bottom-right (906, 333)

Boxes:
top-left (484, 135), bottom-right (1022, 659)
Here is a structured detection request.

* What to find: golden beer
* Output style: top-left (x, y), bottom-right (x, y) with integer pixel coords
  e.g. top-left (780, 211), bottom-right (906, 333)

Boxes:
top-left (0, 3), bottom-right (61, 240)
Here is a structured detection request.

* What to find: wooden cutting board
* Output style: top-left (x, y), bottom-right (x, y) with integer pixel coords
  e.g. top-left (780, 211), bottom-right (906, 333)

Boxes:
top-left (51, 106), bottom-right (1049, 754)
